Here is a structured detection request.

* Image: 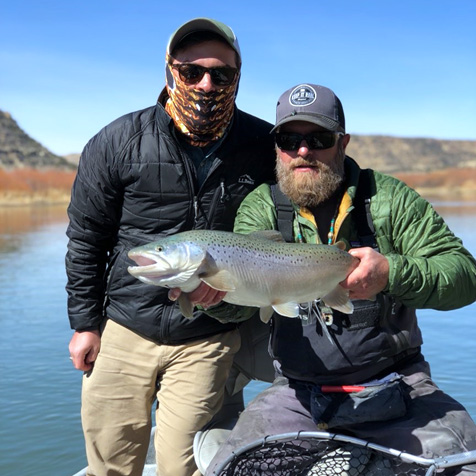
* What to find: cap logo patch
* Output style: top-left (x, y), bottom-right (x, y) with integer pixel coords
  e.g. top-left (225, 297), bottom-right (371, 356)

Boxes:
top-left (289, 84), bottom-right (316, 107)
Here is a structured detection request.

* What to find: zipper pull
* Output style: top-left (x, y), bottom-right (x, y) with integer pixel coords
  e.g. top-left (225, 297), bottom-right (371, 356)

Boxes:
top-left (219, 178), bottom-right (229, 204)
top-left (193, 196), bottom-right (198, 223)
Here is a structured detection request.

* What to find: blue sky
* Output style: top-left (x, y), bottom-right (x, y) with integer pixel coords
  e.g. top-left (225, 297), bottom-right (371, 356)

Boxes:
top-left (1, 0), bottom-right (475, 156)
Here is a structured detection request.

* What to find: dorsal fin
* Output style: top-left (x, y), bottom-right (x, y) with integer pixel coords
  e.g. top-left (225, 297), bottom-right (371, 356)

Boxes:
top-left (333, 240), bottom-right (346, 251)
top-left (249, 230), bottom-right (286, 242)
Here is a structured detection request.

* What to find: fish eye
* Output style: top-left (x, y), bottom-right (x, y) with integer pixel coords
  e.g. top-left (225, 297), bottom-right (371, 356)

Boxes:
top-left (155, 246), bottom-right (163, 252)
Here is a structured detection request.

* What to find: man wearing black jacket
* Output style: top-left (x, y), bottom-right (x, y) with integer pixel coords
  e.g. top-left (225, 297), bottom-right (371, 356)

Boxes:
top-left (66, 18), bottom-right (275, 476)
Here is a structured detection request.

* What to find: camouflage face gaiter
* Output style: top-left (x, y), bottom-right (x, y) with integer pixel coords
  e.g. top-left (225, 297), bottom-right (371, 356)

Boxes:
top-left (165, 57), bottom-right (238, 147)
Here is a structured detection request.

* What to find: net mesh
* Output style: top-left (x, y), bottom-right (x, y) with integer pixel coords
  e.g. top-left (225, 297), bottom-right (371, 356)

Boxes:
top-left (215, 436), bottom-right (440, 476)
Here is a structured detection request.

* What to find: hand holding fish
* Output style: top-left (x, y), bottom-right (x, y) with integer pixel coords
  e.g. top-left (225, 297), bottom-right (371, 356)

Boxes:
top-left (340, 247), bottom-right (389, 300)
top-left (168, 282), bottom-right (227, 309)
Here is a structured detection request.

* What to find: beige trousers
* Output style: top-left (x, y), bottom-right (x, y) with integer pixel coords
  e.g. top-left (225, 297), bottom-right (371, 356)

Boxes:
top-left (81, 319), bottom-right (240, 476)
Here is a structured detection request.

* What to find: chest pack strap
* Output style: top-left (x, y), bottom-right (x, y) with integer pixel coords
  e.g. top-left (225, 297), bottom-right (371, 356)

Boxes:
top-left (352, 168), bottom-right (379, 251)
top-left (270, 169), bottom-right (378, 249)
top-left (270, 184), bottom-right (295, 243)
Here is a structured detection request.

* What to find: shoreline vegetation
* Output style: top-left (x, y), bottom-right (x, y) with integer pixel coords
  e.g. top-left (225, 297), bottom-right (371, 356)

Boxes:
top-left (0, 166), bottom-right (475, 207)
top-left (0, 168), bottom-right (76, 206)
top-left (2, 109), bottom-right (475, 207)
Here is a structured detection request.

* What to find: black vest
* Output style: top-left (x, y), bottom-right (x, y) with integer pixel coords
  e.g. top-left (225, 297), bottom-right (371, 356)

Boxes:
top-left (269, 171), bottom-right (422, 385)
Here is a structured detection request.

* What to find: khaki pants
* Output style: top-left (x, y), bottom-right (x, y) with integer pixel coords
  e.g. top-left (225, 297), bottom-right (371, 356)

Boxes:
top-left (81, 319), bottom-right (240, 476)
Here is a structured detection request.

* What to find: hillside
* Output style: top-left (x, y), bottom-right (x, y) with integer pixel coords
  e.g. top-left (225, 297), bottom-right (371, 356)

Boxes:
top-left (346, 135), bottom-right (476, 199)
top-left (0, 110), bottom-right (76, 170)
top-left (0, 110), bottom-right (76, 204)
top-left (0, 109), bottom-right (475, 205)
top-left (346, 135), bottom-right (476, 174)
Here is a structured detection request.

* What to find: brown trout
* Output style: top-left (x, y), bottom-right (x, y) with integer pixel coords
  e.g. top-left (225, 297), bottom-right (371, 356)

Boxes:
top-left (127, 230), bottom-right (359, 322)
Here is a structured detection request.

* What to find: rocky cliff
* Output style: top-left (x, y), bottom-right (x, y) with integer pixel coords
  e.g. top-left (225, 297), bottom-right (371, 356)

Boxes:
top-left (0, 110), bottom-right (75, 170)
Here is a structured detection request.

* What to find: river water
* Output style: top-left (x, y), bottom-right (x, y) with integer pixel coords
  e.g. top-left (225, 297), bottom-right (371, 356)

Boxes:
top-left (0, 201), bottom-right (475, 476)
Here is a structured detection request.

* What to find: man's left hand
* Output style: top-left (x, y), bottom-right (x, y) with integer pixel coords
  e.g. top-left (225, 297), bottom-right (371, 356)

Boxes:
top-left (168, 282), bottom-right (227, 310)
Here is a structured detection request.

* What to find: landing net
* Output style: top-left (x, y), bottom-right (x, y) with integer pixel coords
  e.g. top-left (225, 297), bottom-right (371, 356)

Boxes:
top-left (213, 431), bottom-right (476, 476)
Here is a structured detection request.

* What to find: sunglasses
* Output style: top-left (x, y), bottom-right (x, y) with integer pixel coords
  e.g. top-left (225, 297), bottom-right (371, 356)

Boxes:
top-left (169, 62), bottom-right (238, 86)
top-left (275, 131), bottom-right (343, 151)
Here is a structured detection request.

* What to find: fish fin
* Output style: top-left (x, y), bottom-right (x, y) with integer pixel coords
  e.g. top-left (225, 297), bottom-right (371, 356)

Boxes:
top-left (201, 270), bottom-right (237, 292)
top-left (249, 230), bottom-right (286, 242)
top-left (333, 240), bottom-right (347, 251)
top-left (259, 306), bottom-right (274, 323)
top-left (178, 294), bottom-right (194, 319)
top-left (322, 286), bottom-right (354, 314)
top-left (272, 302), bottom-right (300, 318)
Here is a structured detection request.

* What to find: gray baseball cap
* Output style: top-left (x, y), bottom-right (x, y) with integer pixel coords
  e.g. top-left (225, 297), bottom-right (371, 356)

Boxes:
top-left (167, 18), bottom-right (241, 65)
top-left (271, 84), bottom-right (345, 133)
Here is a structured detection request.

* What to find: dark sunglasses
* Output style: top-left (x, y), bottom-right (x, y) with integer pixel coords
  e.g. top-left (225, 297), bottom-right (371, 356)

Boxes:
top-left (169, 62), bottom-right (238, 86)
top-left (275, 131), bottom-right (343, 151)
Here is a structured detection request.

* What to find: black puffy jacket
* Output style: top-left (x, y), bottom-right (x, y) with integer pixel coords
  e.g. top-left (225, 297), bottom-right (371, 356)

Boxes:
top-left (66, 103), bottom-right (275, 344)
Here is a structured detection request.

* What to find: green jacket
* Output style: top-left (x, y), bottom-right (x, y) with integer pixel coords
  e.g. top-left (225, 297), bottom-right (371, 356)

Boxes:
top-left (234, 157), bottom-right (476, 311)
top-left (207, 157), bottom-right (476, 383)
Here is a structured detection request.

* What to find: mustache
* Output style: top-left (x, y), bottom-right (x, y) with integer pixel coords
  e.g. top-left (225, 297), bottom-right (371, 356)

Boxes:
top-left (289, 159), bottom-right (323, 169)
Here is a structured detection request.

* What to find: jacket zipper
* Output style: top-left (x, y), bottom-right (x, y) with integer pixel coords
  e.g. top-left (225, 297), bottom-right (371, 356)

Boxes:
top-left (175, 142), bottom-right (199, 228)
top-left (207, 176), bottom-right (228, 227)
top-left (160, 143), bottom-right (197, 341)
top-left (193, 195), bottom-right (199, 227)
top-left (194, 175), bottom-right (228, 229)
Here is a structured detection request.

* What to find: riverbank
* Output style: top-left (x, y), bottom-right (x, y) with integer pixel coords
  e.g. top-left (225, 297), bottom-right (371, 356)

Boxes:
top-left (395, 167), bottom-right (476, 201)
top-left (0, 168), bottom-right (75, 206)
top-left (0, 167), bottom-right (474, 206)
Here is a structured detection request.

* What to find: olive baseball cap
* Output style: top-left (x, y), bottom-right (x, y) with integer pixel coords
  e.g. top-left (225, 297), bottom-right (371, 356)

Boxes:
top-left (271, 84), bottom-right (345, 133)
top-left (167, 17), bottom-right (241, 64)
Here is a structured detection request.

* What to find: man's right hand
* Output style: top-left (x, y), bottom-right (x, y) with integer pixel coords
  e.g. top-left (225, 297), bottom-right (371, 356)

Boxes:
top-left (340, 247), bottom-right (389, 300)
top-left (69, 329), bottom-right (101, 371)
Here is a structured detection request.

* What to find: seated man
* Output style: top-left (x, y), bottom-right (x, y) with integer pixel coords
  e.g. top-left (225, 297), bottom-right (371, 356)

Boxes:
top-left (205, 83), bottom-right (476, 475)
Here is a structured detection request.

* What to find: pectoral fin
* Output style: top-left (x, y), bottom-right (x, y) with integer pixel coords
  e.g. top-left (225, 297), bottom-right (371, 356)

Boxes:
top-left (259, 302), bottom-right (300, 323)
top-left (259, 306), bottom-right (274, 323)
top-left (322, 286), bottom-right (354, 314)
top-left (272, 302), bottom-right (300, 318)
top-left (178, 294), bottom-right (194, 319)
top-left (200, 269), bottom-right (237, 292)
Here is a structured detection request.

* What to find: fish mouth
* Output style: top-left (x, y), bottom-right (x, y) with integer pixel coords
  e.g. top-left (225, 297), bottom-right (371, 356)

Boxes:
top-left (127, 251), bottom-right (172, 278)
top-left (129, 255), bottom-right (156, 267)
